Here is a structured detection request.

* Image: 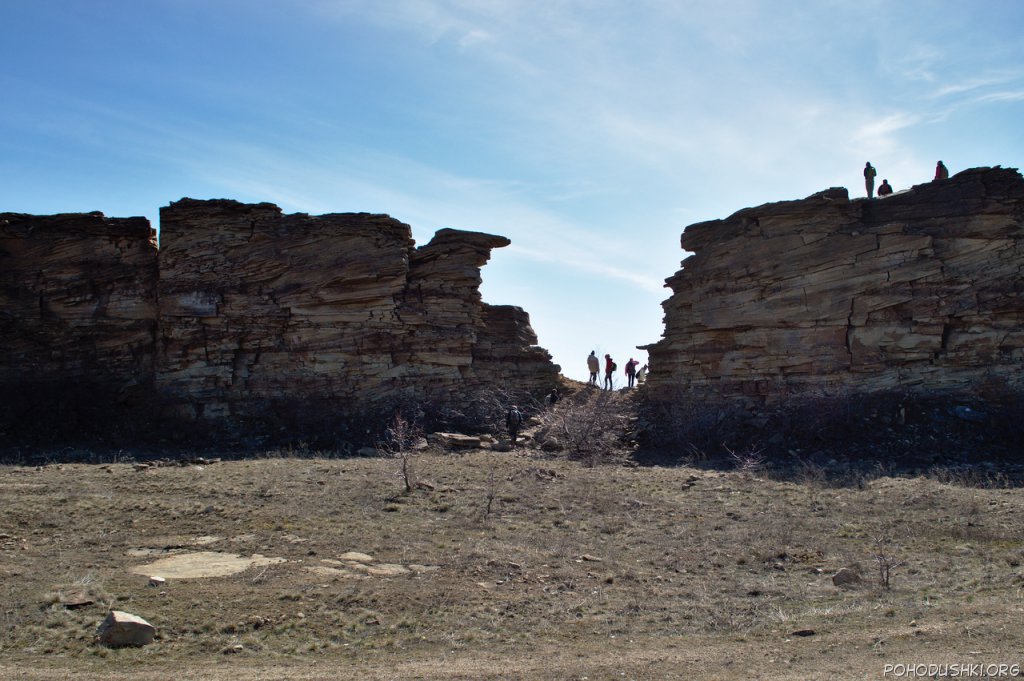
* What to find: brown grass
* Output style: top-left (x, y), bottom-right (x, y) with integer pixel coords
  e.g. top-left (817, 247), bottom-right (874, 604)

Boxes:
top-left (2, 443), bottom-right (1023, 679)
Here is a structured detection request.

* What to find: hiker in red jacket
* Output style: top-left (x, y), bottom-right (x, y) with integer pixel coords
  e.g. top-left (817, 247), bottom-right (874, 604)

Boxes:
top-left (604, 354), bottom-right (615, 391)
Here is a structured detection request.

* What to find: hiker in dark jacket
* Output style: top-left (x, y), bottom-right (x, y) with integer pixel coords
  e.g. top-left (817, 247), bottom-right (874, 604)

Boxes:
top-left (625, 357), bottom-right (639, 388)
top-left (506, 405), bottom-right (523, 446)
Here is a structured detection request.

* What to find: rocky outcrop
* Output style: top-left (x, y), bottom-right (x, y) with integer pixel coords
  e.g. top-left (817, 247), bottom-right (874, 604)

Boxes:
top-left (474, 304), bottom-right (561, 390)
top-left (156, 199), bottom-right (558, 423)
top-left (0, 199), bottom-right (557, 445)
top-left (644, 167), bottom-right (1024, 405)
top-left (156, 199), bottom-right (419, 419)
top-left (0, 211), bottom-right (158, 392)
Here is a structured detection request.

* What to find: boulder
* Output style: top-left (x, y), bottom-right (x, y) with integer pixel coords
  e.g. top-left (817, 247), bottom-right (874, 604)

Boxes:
top-left (831, 567), bottom-right (862, 587)
top-left (97, 610), bottom-right (155, 647)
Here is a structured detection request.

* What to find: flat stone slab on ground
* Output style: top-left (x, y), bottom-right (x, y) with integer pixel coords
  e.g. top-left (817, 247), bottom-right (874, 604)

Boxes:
top-left (130, 551), bottom-right (286, 579)
top-left (428, 432), bottom-right (483, 448)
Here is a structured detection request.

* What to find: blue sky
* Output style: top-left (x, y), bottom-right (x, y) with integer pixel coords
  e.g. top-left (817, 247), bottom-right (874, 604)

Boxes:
top-left (3, 1), bottom-right (1023, 382)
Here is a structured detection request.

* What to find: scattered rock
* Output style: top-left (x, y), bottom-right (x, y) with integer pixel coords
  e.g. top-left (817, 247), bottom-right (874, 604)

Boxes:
top-left (513, 467), bottom-right (558, 481)
top-left (539, 439), bottom-right (564, 452)
top-left (428, 432), bottom-right (484, 449)
top-left (832, 567), bottom-right (862, 587)
top-left (790, 629), bottom-right (816, 637)
top-left (97, 610), bottom-right (155, 648)
top-left (59, 591), bottom-right (94, 609)
top-left (148, 576), bottom-right (166, 587)
top-left (953, 405), bottom-right (987, 423)
top-left (191, 535), bottom-right (222, 546)
top-left (339, 551), bottom-right (374, 563)
top-left (306, 565), bottom-right (360, 578)
top-left (407, 564), bottom-right (441, 573)
top-left (350, 562), bottom-right (411, 577)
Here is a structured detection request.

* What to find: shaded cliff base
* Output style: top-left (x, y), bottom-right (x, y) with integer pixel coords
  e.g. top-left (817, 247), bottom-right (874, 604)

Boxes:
top-left (637, 390), bottom-right (1024, 482)
top-left (0, 379), bottom-right (550, 463)
top-left (5, 378), bottom-right (1023, 489)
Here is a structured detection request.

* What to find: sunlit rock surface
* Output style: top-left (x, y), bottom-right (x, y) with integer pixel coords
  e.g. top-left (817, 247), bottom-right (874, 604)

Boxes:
top-left (644, 167), bottom-right (1024, 403)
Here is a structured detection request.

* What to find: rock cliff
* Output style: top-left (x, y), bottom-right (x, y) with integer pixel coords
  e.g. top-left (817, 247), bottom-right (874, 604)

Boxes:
top-left (157, 199), bottom-right (559, 424)
top-left (0, 211), bottom-right (158, 390)
top-left (0, 200), bottom-right (558, 446)
top-left (644, 166), bottom-right (1024, 407)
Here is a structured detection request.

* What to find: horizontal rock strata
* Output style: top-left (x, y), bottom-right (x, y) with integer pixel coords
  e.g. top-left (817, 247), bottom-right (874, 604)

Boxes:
top-left (1, 199), bottom-right (558, 441)
top-left (0, 212), bottom-right (158, 390)
top-left (157, 199), bottom-right (558, 421)
top-left (644, 166), bottom-right (1024, 404)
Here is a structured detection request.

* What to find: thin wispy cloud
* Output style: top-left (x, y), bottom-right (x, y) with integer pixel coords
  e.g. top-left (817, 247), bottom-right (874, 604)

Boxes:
top-left (3, 0), bottom-right (1023, 377)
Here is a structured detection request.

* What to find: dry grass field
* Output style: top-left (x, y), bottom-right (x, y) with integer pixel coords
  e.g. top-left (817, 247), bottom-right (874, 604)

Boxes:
top-left (2, 400), bottom-right (1024, 679)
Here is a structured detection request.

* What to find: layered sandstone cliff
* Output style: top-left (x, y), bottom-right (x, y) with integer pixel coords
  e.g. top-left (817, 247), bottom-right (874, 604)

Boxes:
top-left (157, 199), bottom-right (559, 422)
top-left (644, 166), bottom-right (1024, 405)
top-left (0, 212), bottom-right (158, 391)
top-left (1, 199), bottom-right (558, 443)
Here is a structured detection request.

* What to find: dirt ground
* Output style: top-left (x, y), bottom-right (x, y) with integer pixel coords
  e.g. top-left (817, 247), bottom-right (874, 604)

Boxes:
top-left (2, 442), bottom-right (1024, 679)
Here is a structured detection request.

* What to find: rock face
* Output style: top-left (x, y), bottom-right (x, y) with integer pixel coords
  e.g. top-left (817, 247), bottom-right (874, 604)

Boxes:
top-left (156, 199), bottom-right (559, 424)
top-left (644, 167), bottom-right (1024, 404)
top-left (0, 212), bottom-right (158, 440)
top-left (0, 199), bottom-right (558, 443)
top-left (0, 212), bottom-right (158, 389)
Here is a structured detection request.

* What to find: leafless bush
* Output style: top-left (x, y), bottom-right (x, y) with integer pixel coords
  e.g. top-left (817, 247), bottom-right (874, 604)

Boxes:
top-left (375, 411), bottom-right (424, 494)
top-left (873, 537), bottom-right (906, 590)
top-left (434, 385), bottom-right (544, 435)
top-left (534, 389), bottom-right (628, 467)
top-left (725, 443), bottom-right (766, 474)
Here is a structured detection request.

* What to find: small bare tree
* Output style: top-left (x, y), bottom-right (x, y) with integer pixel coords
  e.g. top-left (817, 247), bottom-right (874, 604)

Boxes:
top-left (873, 536), bottom-right (906, 590)
top-left (375, 411), bottom-right (424, 494)
top-left (484, 463), bottom-right (499, 519)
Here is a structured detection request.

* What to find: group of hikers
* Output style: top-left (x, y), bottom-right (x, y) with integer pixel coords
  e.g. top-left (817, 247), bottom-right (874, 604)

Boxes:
top-left (503, 353), bottom-right (649, 446)
top-left (505, 160), bottom-right (954, 447)
top-left (863, 160), bottom-right (949, 199)
top-left (586, 350), bottom-right (647, 390)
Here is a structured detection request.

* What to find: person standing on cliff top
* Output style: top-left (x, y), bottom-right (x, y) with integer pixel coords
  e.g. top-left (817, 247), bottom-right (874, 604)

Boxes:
top-left (878, 179), bottom-right (893, 196)
top-left (935, 160), bottom-right (949, 180)
top-left (587, 350), bottom-right (600, 386)
top-left (864, 162), bottom-right (877, 198)
top-left (604, 354), bottom-right (615, 391)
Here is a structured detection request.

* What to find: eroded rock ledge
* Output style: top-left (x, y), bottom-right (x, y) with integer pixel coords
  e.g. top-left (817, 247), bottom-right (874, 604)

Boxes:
top-left (1, 199), bottom-right (559, 446)
top-left (644, 166), bottom-right (1024, 407)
